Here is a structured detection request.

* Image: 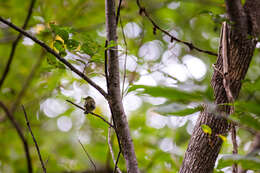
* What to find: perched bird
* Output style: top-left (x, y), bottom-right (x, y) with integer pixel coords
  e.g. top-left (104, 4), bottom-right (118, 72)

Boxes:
top-left (84, 96), bottom-right (96, 114)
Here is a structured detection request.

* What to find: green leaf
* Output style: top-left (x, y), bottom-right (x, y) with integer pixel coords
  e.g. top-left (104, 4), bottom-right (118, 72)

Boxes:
top-left (57, 29), bottom-right (69, 42)
top-left (46, 54), bottom-right (66, 69)
top-left (91, 55), bottom-right (104, 63)
top-left (53, 40), bottom-right (66, 56)
top-left (50, 23), bottom-right (70, 42)
top-left (155, 103), bottom-right (203, 116)
top-left (66, 39), bottom-right (79, 51)
top-left (201, 124), bottom-right (212, 135)
top-left (46, 54), bottom-right (57, 66)
top-left (217, 154), bottom-right (260, 170)
top-left (128, 85), bottom-right (203, 103)
top-left (81, 42), bottom-right (95, 56)
top-left (217, 134), bottom-right (227, 142)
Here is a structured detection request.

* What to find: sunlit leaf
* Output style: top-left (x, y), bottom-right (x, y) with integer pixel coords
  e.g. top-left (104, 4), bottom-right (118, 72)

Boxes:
top-left (201, 124), bottom-right (212, 135)
top-left (216, 134), bottom-right (227, 142)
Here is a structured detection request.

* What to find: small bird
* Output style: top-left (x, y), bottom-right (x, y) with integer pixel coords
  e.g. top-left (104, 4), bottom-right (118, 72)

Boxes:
top-left (84, 96), bottom-right (96, 114)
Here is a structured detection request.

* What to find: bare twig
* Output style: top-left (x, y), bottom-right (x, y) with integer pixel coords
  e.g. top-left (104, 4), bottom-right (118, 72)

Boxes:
top-left (0, 17), bottom-right (108, 99)
top-left (22, 105), bottom-right (46, 173)
top-left (113, 149), bottom-right (122, 173)
top-left (136, 0), bottom-right (217, 56)
top-left (0, 0), bottom-right (36, 89)
top-left (108, 118), bottom-right (122, 173)
top-left (78, 139), bottom-right (97, 172)
top-left (116, 0), bottom-right (123, 25)
top-left (66, 100), bottom-right (114, 128)
top-left (119, 17), bottom-right (128, 98)
top-left (219, 21), bottom-right (238, 173)
top-left (45, 155), bottom-right (50, 170)
top-left (231, 125), bottom-right (238, 172)
top-left (0, 101), bottom-right (32, 173)
top-left (105, 40), bottom-right (109, 89)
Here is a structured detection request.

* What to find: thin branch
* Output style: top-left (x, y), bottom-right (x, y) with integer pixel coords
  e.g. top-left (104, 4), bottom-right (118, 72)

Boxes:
top-left (220, 21), bottom-right (238, 173)
top-left (78, 139), bottom-right (97, 172)
top-left (119, 17), bottom-right (128, 98)
top-left (231, 125), bottom-right (238, 173)
top-left (0, 17), bottom-right (109, 100)
top-left (0, 0), bottom-right (36, 89)
top-left (105, 40), bottom-right (109, 90)
top-left (22, 105), bottom-right (46, 173)
top-left (66, 100), bottom-right (114, 128)
top-left (45, 155), bottom-right (50, 170)
top-left (0, 101), bottom-right (32, 173)
top-left (136, 0), bottom-right (217, 56)
top-left (108, 118), bottom-right (122, 173)
top-left (113, 149), bottom-right (122, 173)
top-left (116, 0), bottom-right (123, 25)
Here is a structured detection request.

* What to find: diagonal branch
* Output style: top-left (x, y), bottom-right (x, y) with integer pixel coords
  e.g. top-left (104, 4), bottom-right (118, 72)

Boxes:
top-left (136, 0), bottom-right (217, 56)
top-left (0, 17), bottom-right (108, 99)
top-left (0, 0), bottom-right (36, 89)
top-left (22, 105), bottom-right (46, 173)
top-left (78, 139), bottom-right (97, 172)
top-left (66, 99), bottom-right (114, 128)
top-left (0, 101), bottom-right (32, 173)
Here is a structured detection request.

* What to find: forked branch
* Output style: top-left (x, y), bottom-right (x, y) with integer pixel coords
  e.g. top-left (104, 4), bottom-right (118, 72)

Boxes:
top-left (0, 17), bottom-right (108, 99)
top-left (136, 0), bottom-right (217, 56)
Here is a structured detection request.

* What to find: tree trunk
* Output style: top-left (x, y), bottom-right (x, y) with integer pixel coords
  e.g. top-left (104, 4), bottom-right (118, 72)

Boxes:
top-left (105, 0), bottom-right (140, 172)
top-left (179, 0), bottom-right (259, 172)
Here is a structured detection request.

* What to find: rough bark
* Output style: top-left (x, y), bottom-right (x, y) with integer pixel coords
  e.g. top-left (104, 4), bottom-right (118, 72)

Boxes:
top-left (105, 0), bottom-right (140, 172)
top-left (179, 0), bottom-right (259, 172)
